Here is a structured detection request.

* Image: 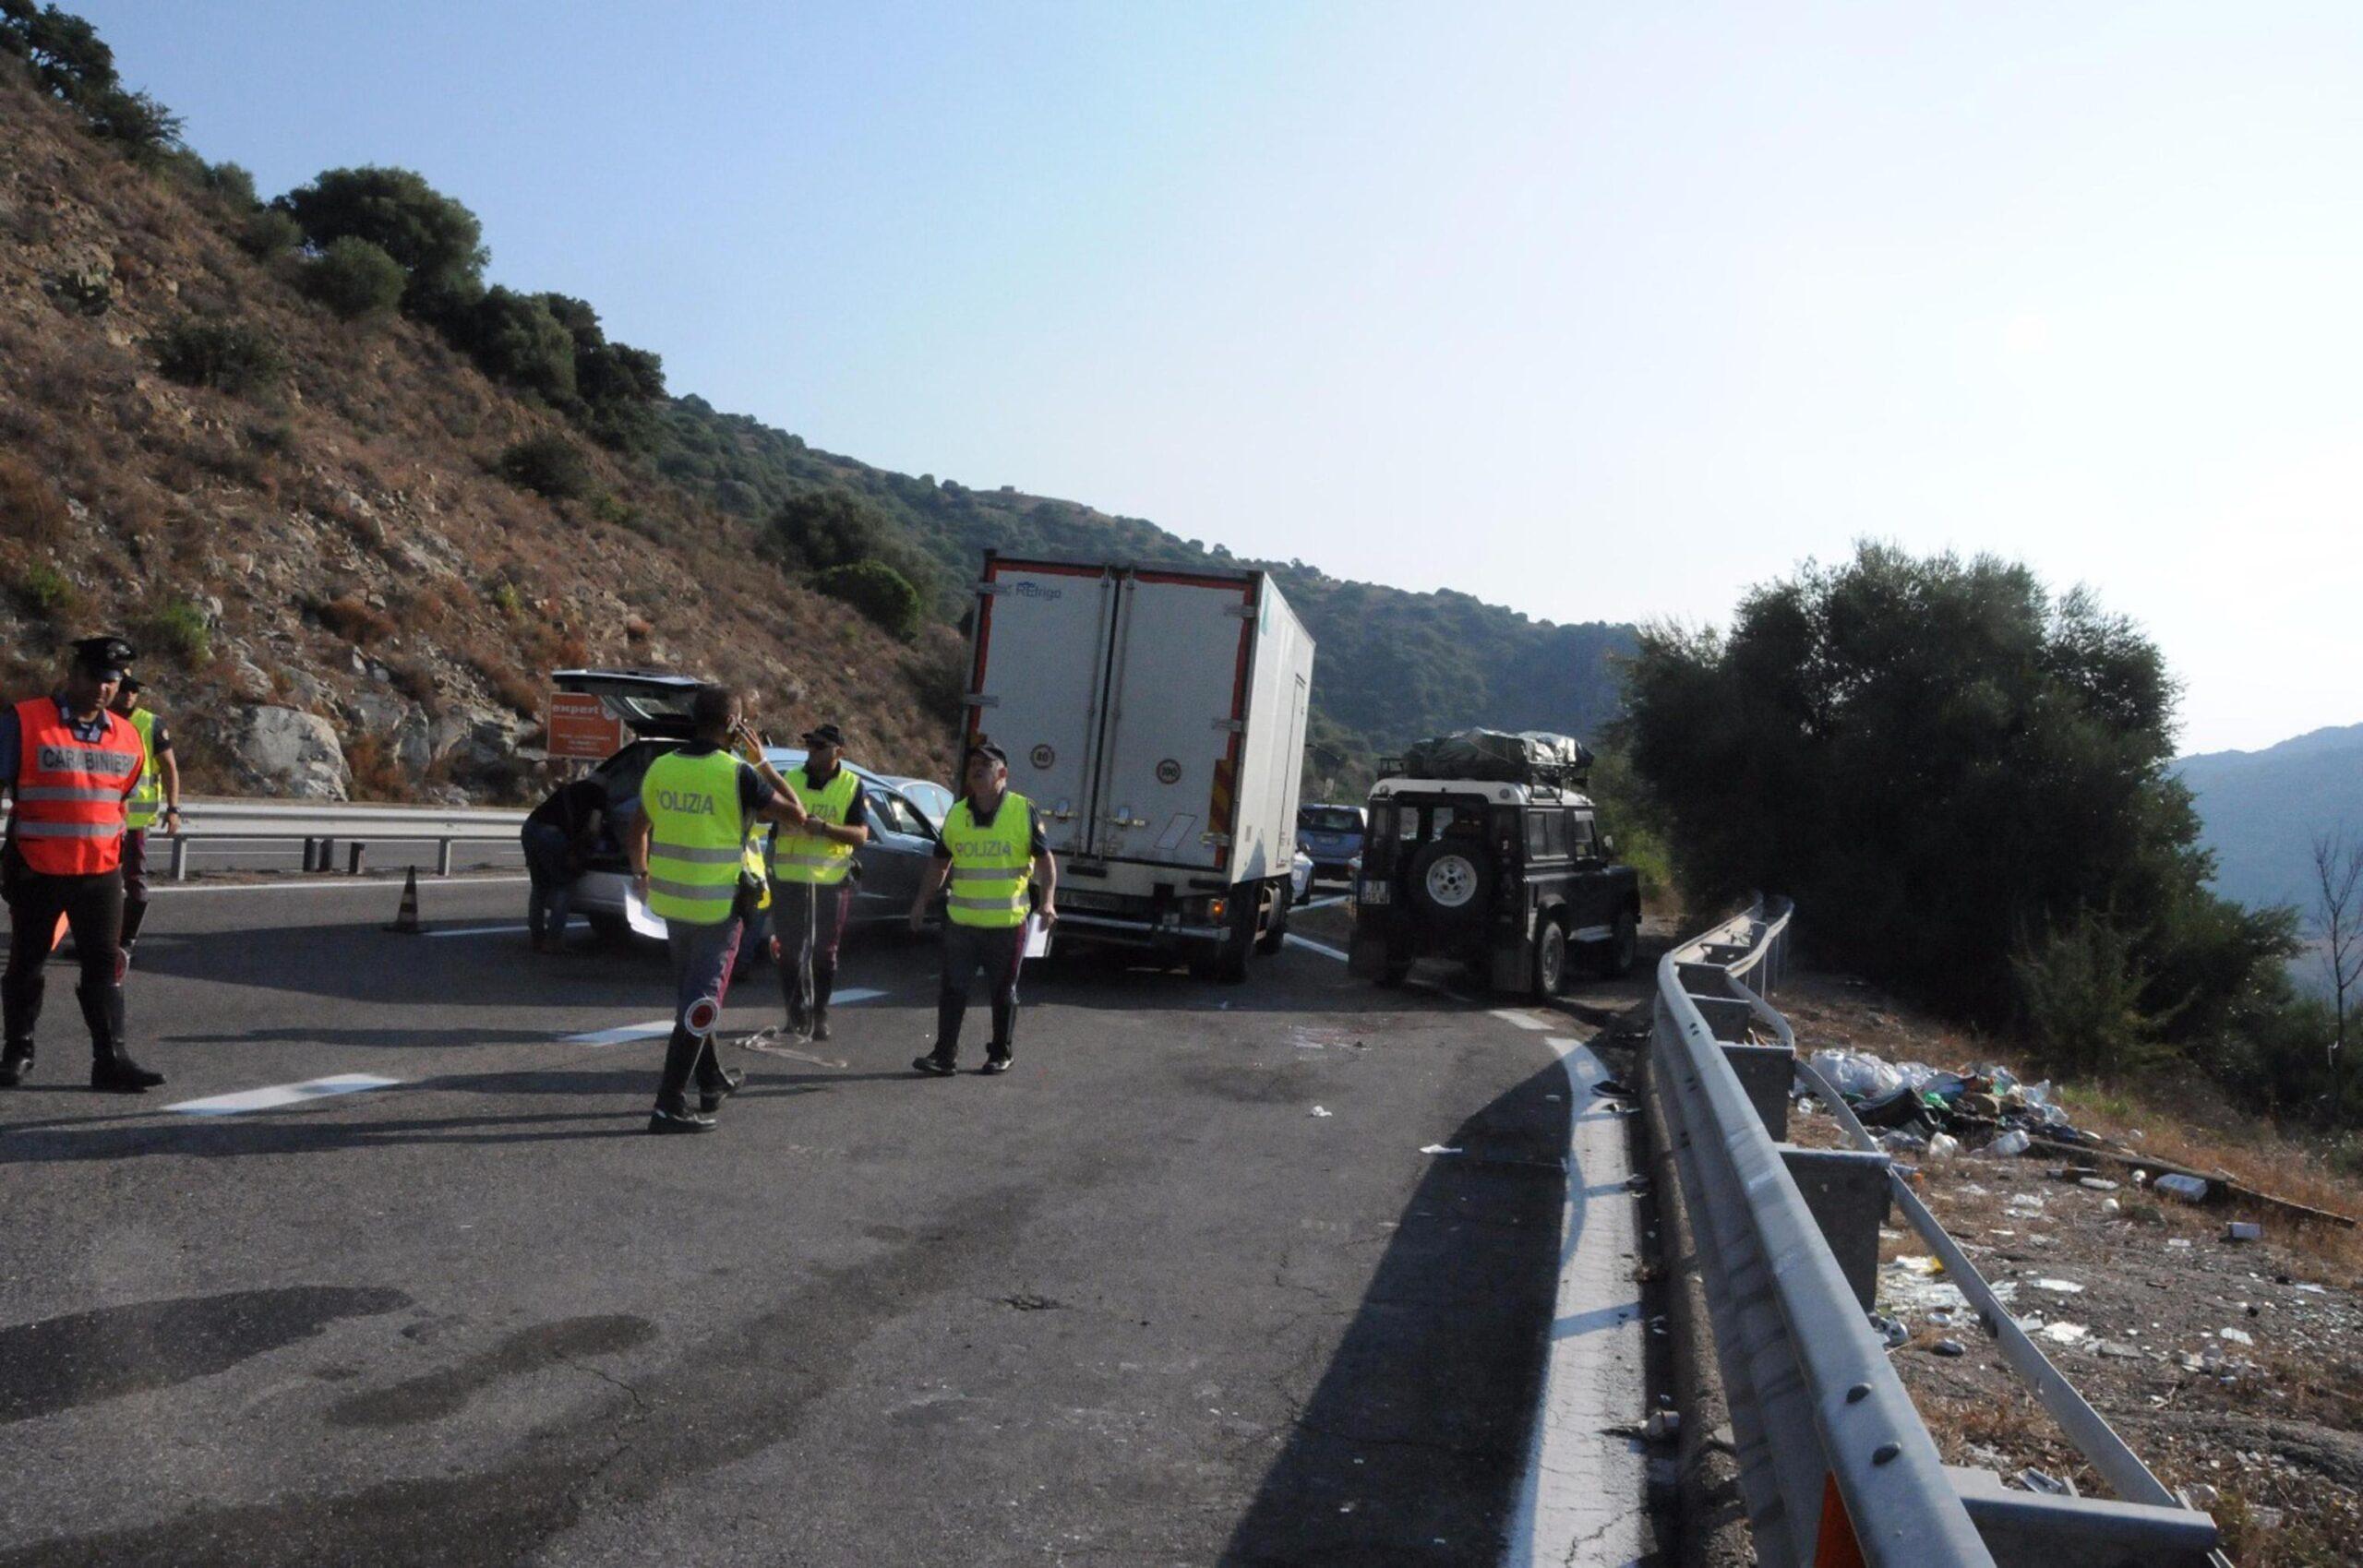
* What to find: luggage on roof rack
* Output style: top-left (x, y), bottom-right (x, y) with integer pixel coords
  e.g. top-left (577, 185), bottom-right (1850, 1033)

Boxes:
top-left (1392, 729), bottom-right (1593, 787)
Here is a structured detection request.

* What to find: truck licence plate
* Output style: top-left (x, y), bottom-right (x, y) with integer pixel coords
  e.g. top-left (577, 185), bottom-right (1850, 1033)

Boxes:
top-left (1360, 882), bottom-right (1389, 905)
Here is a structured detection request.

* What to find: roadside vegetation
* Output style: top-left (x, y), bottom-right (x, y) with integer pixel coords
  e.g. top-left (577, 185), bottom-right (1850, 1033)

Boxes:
top-left (1621, 543), bottom-right (2357, 1153)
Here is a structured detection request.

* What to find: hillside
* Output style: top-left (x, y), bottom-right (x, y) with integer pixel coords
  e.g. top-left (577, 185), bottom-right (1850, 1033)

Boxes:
top-left (0, 57), bottom-right (964, 802)
top-left (656, 397), bottom-right (1637, 793)
top-left (2177, 722), bottom-right (2363, 913)
top-left (0, 5), bottom-right (1635, 809)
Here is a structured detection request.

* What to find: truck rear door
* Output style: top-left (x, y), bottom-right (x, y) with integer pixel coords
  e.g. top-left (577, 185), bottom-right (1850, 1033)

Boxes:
top-left (1095, 571), bottom-right (1256, 871)
top-left (970, 562), bottom-right (1118, 856)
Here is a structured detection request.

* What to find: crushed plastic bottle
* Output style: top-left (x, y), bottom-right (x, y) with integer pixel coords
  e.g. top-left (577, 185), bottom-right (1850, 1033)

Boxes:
top-left (1985, 1130), bottom-right (2032, 1157)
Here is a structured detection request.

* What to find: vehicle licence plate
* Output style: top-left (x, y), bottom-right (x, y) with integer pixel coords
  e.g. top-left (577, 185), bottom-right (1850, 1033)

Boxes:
top-left (1360, 882), bottom-right (1389, 904)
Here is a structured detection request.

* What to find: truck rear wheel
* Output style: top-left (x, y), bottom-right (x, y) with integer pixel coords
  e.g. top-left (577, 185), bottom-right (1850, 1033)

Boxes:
top-left (1530, 920), bottom-right (1567, 999)
top-left (1254, 879), bottom-right (1290, 955)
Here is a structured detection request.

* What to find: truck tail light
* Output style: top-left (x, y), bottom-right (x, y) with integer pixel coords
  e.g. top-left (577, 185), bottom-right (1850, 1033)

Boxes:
top-left (1208, 898), bottom-right (1228, 922)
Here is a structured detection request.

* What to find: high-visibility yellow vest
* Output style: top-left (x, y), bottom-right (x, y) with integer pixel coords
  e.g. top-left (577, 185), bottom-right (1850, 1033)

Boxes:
top-left (772, 767), bottom-right (861, 885)
top-left (641, 748), bottom-right (749, 927)
top-left (941, 792), bottom-right (1034, 928)
top-left (126, 708), bottom-right (162, 831)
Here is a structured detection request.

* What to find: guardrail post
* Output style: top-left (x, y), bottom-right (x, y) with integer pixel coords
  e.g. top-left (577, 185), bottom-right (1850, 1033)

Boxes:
top-left (437, 838), bottom-right (453, 877)
top-left (347, 842), bottom-right (366, 876)
top-left (1778, 1146), bottom-right (1892, 1310)
top-left (170, 835), bottom-right (189, 881)
top-left (1720, 1044), bottom-right (1794, 1138)
top-left (318, 837), bottom-right (335, 873)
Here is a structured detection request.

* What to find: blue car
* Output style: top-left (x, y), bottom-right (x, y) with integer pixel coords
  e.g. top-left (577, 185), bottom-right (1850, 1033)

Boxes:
top-left (1297, 803), bottom-right (1367, 883)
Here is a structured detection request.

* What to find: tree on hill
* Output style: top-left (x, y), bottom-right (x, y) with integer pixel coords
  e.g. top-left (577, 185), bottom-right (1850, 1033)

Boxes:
top-left (1622, 542), bottom-right (2298, 1077)
top-left (278, 165), bottom-right (489, 321)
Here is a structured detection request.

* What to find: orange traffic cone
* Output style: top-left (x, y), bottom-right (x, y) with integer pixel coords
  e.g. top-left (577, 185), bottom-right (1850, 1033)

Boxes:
top-left (385, 867), bottom-right (424, 934)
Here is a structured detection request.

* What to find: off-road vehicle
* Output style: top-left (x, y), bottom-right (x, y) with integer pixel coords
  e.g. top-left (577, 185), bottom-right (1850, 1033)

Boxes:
top-left (1346, 738), bottom-right (1639, 996)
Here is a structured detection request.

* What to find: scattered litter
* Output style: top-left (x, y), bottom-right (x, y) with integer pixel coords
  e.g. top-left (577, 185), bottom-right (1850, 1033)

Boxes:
top-left (2006, 1194), bottom-right (2048, 1214)
top-left (2184, 1483), bottom-right (2221, 1510)
top-left (1925, 1132), bottom-right (1960, 1162)
top-left (1985, 1130), bottom-right (2033, 1158)
top-left (2032, 1278), bottom-right (2085, 1295)
top-left (1931, 1338), bottom-right (1966, 1357)
top-left (2294, 1282), bottom-right (2328, 1295)
top-left (1644, 1410), bottom-right (1682, 1442)
top-left (1893, 1255), bottom-right (1945, 1276)
top-left (1309, 1106), bottom-right (1333, 1119)
top-left (1810, 1048), bottom-right (1904, 1099)
top-left (1419, 1144), bottom-right (1463, 1156)
top-left (2103, 1198), bottom-right (2120, 1215)
top-left (2038, 1322), bottom-right (2089, 1347)
top-left (2219, 1326), bottom-right (2253, 1346)
top-left (2252, 1506), bottom-right (2285, 1531)
top-left (2077, 1177), bottom-right (2120, 1192)
top-left (1625, 1173), bottom-right (1652, 1194)
top-left (1871, 1313), bottom-right (1910, 1349)
top-left (2153, 1174), bottom-right (2210, 1203)
top-left (2015, 1467), bottom-right (2077, 1497)
top-left (1879, 1129), bottom-right (1929, 1154)
top-left (1590, 1077), bottom-right (1634, 1098)
top-left (2166, 1239), bottom-right (2193, 1250)
top-left (2094, 1340), bottom-right (2142, 1359)
top-left (1543, 1094), bottom-right (1562, 1103)
top-left (2223, 1221), bottom-right (2261, 1242)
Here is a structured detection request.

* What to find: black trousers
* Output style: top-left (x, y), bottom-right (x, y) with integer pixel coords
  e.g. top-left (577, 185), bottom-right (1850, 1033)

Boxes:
top-left (654, 914), bottom-right (743, 1115)
top-left (771, 877), bottom-right (851, 1028)
top-left (3, 857), bottom-right (126, 1057)
top-left (931, 921), bottom-right (1025, 1063)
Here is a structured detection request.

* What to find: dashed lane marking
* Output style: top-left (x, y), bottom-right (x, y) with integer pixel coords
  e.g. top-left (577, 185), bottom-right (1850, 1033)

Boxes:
top-left (168, 1074), bottom-right (402, 1116)
top-left (1489, 1008), bottom-right (1554, 1031)
top-left (1281, 934), bottom-right (1351, 963)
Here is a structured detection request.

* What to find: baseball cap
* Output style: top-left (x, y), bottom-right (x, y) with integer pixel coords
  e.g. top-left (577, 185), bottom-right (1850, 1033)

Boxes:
top-left (71, 635), bottom-right (136, 680)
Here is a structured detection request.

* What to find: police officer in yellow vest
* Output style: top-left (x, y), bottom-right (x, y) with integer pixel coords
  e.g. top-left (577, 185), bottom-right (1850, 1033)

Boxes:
top-left (107, 675), bottom-right (181, 966)
top-left (908, 740), bottom-right (1056, 1076)
top-left (626, 684), bottom-right (808, 1133)
top-left (767, 721), bottom-right (868, 1042)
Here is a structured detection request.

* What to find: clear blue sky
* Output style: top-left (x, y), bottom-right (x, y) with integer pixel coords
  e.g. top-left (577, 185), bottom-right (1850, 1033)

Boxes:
top-left (79, 1), bottom-right (2363, 753)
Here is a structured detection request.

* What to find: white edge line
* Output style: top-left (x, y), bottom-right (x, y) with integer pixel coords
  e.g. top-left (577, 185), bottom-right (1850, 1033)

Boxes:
top-left (1489, 1008), bottom-right (1554, 1031)
top-left (1502, 1035), bottom-right (1648, 1567)
top-left (1281, 933), bottom-right (1350, 963)
top-left (168, 1073), bottom-right (402, 1116)
top-left (1297, 894), bottom-right (1349, 911)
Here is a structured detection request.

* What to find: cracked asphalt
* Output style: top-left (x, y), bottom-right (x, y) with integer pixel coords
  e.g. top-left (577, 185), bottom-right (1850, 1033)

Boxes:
top-left (0, 877), bottom-right (1638, 1565)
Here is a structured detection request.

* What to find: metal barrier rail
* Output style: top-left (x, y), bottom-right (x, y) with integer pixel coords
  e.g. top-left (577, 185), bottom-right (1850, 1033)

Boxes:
top-left (2, 799), bottom-right (529, 880)
top-left (1652, 901), bottom-right (2224, 1568)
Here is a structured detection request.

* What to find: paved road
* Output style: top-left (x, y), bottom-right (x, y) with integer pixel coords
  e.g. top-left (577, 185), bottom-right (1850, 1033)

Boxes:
top-left (0, 878), bottom-right (1648, 1566)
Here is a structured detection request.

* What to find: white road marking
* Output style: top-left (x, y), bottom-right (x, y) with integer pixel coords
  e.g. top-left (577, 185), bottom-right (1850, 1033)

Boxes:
top-left (562, 988), bottom-right (889, 1047)
top-left (150, 876), bottom-right (531, 895)
top-left (1503, 1036), bottom-right (1649, 1567)
top-left (1489, 1008), bottom-right (1554, 1032)
top-left (168, 1074), bottom-right (402, 1116)
top-left (1297, 895), bottom-right (1348, 911)
top-left (424, 917), bottom-right (589, 939)
top-left (1282, 934), bottom-right (1350, 963)
top-left (564, 1020), bottom-right (675, 1046)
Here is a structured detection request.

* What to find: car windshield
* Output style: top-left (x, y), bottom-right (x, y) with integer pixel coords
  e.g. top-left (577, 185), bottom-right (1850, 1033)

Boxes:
top-left (1301, 807), bottom-right (1362, 833)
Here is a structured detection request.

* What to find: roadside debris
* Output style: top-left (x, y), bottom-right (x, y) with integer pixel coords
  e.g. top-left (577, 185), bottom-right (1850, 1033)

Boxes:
top-left (1309, 1106), bottom-right (1333, 1119)
top-left (2155, 1174), bottom-right (2210, 1203)
top-left (1418, 1143), bottom-right (1462, 1155)
top-left (2222, 1221), bottom-right (2261, 1241)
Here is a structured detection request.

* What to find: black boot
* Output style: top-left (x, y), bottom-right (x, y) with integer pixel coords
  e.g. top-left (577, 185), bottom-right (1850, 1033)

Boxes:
top-left (0, 1043), bottom-right (30, 1088)
top-left (980, 998), bottom-right (1016, 1072)
top-left (915, 990), bottom-right (963, 1073)
top-left (810, 963), bottom-right (834, 1041)
top-left (82, 981), bottom-right (162, 1093)
top-left (119, 898), bottom-right (148, 969)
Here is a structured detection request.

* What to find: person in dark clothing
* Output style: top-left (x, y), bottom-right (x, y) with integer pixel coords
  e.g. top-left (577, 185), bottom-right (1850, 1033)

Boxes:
top-left (908, 740), bottom-right (1057, 1076)
top-left (765, 722), bottom-right (869, 1042)
top-left (627, 686), bottom-right (807, 1133)
top-left (109, 676), bottom-right (180, 967)
top-left (0, 636), bottom-right (165, 1093)
top-left (522, 776), bottom-right (608, 952)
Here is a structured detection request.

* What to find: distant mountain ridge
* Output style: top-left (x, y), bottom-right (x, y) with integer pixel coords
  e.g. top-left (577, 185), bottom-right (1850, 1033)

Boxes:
top-left (2175, 722), bottom-right (2363, 912)
top-left (656, 395), bottom-right (1637, 788)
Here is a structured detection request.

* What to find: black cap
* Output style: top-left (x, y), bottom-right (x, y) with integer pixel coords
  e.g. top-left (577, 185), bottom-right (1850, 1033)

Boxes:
top-left (801, 723), bottom-right (846, 748)
top-left (118, 676), bottom-right (144, 695)
top-left (70, 635), bottom-right (135, 680)
top-left (965, 739), bottom-right (1008, 767)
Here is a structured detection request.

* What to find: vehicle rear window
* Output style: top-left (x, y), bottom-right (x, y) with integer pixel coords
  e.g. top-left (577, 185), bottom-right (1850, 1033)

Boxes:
top-left (1301, 807), bottom-right (1362, 833)
top-left (1567, 813), bottom-right (1598, 857)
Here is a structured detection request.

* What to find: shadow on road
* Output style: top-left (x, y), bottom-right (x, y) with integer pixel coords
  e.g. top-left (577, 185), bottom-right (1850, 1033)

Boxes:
top-left (1220, 1056), bottom-right (1574, 1567)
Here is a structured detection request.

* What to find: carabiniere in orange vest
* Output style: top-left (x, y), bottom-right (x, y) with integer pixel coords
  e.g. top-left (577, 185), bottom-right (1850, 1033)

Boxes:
top-left (8, 698), bottom-right (142, 875)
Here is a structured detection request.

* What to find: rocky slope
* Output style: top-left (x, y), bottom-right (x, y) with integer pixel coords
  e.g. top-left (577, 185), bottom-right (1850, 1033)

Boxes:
top-left (0, 67), bottom-right (964, 803)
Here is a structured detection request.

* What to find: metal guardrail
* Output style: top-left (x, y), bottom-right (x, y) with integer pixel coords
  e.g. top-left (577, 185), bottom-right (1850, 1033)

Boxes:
top-left (3, 798), bottom-right (529, 880)
top-left (1649, 901), bottom-right (2224, 1568)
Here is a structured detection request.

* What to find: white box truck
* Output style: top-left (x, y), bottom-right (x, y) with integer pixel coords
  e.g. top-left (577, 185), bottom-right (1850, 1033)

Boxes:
top-left (961, 554), bottom-right (1315, 979)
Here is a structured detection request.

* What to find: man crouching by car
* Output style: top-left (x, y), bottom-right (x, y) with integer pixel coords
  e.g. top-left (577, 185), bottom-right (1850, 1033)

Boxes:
top-left (628, 685), bottom-right (806, 1134)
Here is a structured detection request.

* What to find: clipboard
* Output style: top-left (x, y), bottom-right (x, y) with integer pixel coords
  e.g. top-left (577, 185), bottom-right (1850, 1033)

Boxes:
top-left (1021, 912), bottom-right (1052, 961)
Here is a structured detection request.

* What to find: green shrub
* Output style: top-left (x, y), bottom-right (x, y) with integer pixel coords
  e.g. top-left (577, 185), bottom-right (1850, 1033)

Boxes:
top-left (12, 561), bottom-right (78, 620)
top-left (236, 205), bottom-right (303, 259)
top-left (301, 236), bottom-right (405, 320)
top-left (278, 165), bottom-right (487, 317)
top-left (2010, 906), bottom-right (2175, 1080)
top-left (82, 85), bottom-right (182, 161)
top-left (463, 287), bottom-right (576, 401)
top-left (497, 434), bottom-right (592, 500)
top-left (201, 159), bottom-right (258, 209)
top-left (814, 560), bottom-right (923, 641)
top-left (140, 596), bottom-right (210, 666)
top-left (152, 317), bottom-right (282, 396)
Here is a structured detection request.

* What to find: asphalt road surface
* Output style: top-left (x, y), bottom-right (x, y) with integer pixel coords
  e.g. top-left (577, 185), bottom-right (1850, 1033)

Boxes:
top-left (0, 878), bottom-right (1647, 1566)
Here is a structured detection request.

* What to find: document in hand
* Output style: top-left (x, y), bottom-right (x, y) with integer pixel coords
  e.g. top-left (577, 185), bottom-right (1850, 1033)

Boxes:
top-left (625, 886), bottom-right (668, 940)
top-left (1022, 913), bottom-right (1052, 960)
